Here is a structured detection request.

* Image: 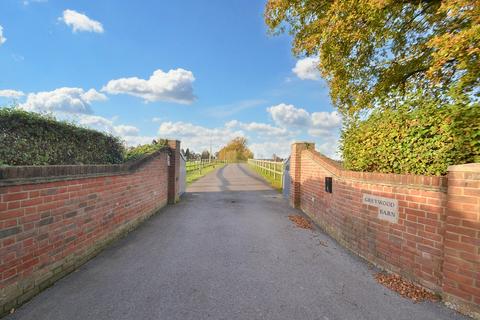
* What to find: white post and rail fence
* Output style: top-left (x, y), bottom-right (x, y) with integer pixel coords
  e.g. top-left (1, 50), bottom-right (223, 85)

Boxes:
top-left (247, 159), bottom-right (285, 188)
top-left (186, 159), bottom-right (228, 174)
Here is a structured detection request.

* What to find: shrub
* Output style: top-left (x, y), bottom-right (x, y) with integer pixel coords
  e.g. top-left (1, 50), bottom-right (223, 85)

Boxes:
top-left (340, 99), bottom-right (480, 176)
top-left (0, 108), bottom-right (125, 166)
top-left (124, 139), bottom-right (167, 162)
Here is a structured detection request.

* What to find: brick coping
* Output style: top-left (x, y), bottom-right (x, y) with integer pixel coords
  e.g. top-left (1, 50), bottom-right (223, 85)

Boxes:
top-left (448, 163), bottom-right (480, 172)
top-left (304, 149), bottom-right (447, 192)
top-left (0, 147), bottom-right (171, 187)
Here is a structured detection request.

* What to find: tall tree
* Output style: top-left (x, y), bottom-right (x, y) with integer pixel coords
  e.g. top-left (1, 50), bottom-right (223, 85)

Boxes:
top-left (217, 137), bottom-right (254, 161)
top-left (201, 150), bottom-right (210, 160)
top-left (265, 0), bottom-right (479, 117)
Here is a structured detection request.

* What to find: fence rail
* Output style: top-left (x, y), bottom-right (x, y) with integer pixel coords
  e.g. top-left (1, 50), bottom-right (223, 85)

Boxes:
top-left (247, 159), bottom-right (284, 187)
top-left (186, 159), bottom-right (227, 173)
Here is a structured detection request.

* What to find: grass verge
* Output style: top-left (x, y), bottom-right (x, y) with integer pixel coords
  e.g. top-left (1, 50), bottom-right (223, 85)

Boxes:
top-left (186, 163), bottom-right (226, 185)
top-left (248, 164), bottom-right (282, 192)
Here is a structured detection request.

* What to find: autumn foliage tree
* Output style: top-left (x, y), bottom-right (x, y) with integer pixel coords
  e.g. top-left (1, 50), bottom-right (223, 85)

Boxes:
top-left (265, 0), bottom-right (479, 174)
top-left (217, 137), bottom-right (254, 162)
top-left (265, 0), bottom-right (479, 118)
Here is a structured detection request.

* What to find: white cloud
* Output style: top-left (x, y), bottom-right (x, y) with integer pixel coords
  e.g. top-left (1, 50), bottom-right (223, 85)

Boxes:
top-left (307, 128), bottom-right (331, 137)
top-left (225, 120), bottom-right (288, 136)
top-left (158, 121), bottom-right (244, 152)
top-left (317, 137), bottom-right (341, 160)
top-left (308, 111), bottom-right (342, 138)
top-left (249, 141), bottom-right (293, 159)
top-left (60, 9), bottom-right (104, 33)
top-left (75, 115), bottom-right (135, 137)
top-left (0, 89), bottom-right (25, 99)
top-left (267, 103), bottom-right (342, 135)
top-left (265, 103), bottom-right (342, 159)
top-left (267, 103), bottom-right (311, 127)
top-left (122, 135), bottom-right (156, 146)
top-left (19, 87), bottom-right (106, 114)
top-left (62, 114), bottom-right (152, 147)
top-left (311, 111), bottom-right (342, 129)
top-left (292, 57), bottom-right (321, 80)
top-left (0, 25), bottom-right (7, 45)
top-left (102, 68), bottom-right (195, 104)
top-left (23, 0), bottom-right (48, 5)
top-left (82, 88), bottom-right (107, 103)
top-left (114, 124), bottom-right (140, 136)
top-left (72, 114), bottom-right (116, 132)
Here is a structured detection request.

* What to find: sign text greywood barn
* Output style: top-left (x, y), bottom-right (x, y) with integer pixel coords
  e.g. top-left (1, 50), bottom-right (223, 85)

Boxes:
top-left (362, 194), bottom-right (399, 223)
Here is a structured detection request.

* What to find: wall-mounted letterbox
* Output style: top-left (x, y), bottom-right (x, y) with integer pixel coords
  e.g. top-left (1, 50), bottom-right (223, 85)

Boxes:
top-left (325, 177), bottom-right (333, 193)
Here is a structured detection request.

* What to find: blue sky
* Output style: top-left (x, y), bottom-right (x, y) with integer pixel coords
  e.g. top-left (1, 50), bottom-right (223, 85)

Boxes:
top-left (0, 0), bottom-right (342, 158)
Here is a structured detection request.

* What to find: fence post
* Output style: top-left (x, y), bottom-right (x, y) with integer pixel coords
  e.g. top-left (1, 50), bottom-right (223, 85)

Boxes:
top-left (273, 162), bottom-right (276, 180)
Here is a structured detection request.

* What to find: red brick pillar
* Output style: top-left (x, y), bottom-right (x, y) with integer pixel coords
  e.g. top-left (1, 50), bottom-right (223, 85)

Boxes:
top-left (442, 163), bottom-right (480, 317)
top-left (167, 140), bottom-right (181, 204)
top-left (290, 142), bottom-right (315, 208)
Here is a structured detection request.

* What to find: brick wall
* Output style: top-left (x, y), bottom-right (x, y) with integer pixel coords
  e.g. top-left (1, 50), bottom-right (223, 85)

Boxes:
top-left (443, 163), bottom-right (480, 316)
top-left (0, 142), bottom-right (180, 316)
top-left (290, 142), bottom-right (480, 318)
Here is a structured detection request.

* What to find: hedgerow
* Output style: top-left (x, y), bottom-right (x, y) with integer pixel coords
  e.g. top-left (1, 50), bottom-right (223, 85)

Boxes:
top-left (0, 108), bottom-right (125, 166)
top-left (340, 98), bottom-right (480, 176)
top-left (124, 139), bottom-right (167, 161)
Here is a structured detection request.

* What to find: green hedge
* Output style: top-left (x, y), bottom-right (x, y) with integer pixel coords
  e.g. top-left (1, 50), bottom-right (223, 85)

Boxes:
top-left (0, 108), bottom-right (125, 166)
top-left (124, 139), bottom-right (167, 162)
top-left (340, 101), bottom-right (480, 176)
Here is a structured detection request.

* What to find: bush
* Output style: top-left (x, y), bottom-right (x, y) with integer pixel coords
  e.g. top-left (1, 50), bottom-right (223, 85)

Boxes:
top-left (340, 99), bottom-right (480, 176)
top-left (0, 108), bottom-right (125, 166)
top-left (124, 139), bottom-right (167, 162)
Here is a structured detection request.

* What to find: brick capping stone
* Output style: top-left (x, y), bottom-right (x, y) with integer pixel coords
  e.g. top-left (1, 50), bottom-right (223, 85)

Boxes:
top-left (289, 142), bottom-right (480, 319)
top-left (448, 162), bottom-right (480, 172)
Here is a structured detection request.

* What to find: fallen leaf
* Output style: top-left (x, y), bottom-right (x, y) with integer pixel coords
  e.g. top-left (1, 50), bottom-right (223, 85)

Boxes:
top-left (375, 273), bottom-right (439, 302)
top-left (288, 215), bottom-right (313, 230)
